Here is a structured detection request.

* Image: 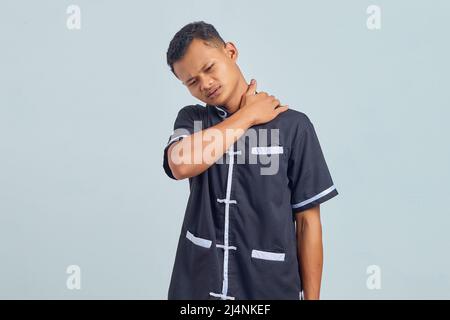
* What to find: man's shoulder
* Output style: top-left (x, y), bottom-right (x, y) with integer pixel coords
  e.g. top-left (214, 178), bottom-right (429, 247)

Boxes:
top-left (176, 103), bottom-right (207, 116)
top-left (273, 107), bottom-right (312, 128)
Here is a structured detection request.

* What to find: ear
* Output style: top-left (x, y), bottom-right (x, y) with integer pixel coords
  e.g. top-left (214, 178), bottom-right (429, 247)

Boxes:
top-left (224, 41), bottom-right (239, 61)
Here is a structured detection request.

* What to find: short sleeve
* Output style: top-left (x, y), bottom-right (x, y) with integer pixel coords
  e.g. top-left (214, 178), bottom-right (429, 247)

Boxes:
top-left (287, 115), bottom-right (338, 214)
top-left (163, 105), bottom-right (202, 180)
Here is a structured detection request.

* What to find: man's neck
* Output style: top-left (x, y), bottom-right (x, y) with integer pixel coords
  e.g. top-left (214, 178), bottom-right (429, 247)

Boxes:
top-left (221, 77), bottom-right (248, 115)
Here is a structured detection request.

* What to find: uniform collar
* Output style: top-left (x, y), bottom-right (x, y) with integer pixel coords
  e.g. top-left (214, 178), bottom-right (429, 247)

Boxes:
top-left (208, 91), bottom-right (259, 119)
top-left (208, 104), bottom-right (229, 119)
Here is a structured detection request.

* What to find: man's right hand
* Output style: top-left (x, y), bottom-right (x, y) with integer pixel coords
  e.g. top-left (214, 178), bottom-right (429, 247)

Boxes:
top-left (238, 79), bottom-right (289, 126)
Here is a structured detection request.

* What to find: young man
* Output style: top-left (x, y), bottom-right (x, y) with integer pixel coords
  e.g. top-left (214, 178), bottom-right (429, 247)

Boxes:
top-left (163, 21), bottom-right (338, 300)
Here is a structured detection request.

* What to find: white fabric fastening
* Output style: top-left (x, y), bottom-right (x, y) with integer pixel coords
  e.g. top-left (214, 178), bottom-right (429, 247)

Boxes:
top-left (217, 198), bottom-right (237, 204)
top-left (216, 244), bottom-right (237, 250)
top-left (209, 292), bottom-right (235, 300)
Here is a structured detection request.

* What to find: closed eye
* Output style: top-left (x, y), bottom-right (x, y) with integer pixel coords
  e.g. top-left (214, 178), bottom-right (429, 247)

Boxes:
top-left (187, 64), bottom-right (214, 86)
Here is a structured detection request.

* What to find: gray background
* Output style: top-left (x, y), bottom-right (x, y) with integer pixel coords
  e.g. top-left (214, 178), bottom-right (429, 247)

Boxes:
top-left (1, 0), bottom-right (449, 299)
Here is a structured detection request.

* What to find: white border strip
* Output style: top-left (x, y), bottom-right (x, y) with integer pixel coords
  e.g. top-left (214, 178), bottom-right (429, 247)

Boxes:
top-left (291, 185), bottom-right (336, 209)
top-left (209, 292), bottom-right (235, 300)
top-left (186, 230), bottom-right (212, 248)
top-left (251, 249), bottom-right (285, 261)
top-left (251, 146), bottom-right (284, 155)
top-left (167, 134), bottom-right (188, 145)
top-left (214, 106), bottom-right (228, 118)
top-left (221, 145), bottom-right (236, 298)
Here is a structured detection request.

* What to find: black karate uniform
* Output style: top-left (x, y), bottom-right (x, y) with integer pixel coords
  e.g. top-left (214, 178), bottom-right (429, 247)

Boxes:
top-left (163, 104), bottom-right (338, 300)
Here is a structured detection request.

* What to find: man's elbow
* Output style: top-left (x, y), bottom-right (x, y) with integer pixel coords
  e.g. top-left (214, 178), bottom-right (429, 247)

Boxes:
top-left (167, 141), bottom-right (189, 180)
top-left (169, 162), bottom-right (189, 180)
top-left (167, 141), bottom-right (206, 180)
top-left (296, 205), bottom-right (322, 231)
top-left (169, 158), bottom-right (198, 180)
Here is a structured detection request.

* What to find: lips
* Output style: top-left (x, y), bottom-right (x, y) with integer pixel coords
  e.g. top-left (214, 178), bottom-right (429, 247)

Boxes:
top-left (207, 86), bottom-right (221, 98)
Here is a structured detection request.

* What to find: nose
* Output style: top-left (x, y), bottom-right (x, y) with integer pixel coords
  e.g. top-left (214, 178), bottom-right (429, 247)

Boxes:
top-left (200, 77), bottom-right (214, 95)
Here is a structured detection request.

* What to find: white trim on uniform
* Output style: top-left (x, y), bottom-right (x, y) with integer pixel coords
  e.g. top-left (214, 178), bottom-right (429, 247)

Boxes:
top-left (251, 146), bottom-right (284, 155)
top-left (209, 292), bottom-right (235, 300)
top-left (291, 185), bottom-right (336, 209)
top-left (251, 249), bottom-right (285, 262)
top-left (220, 146), bottom-right (239, 299)
top-left (186, 230), bottom-right (212, 248)
top-left (167, 134), bottom-right (188, 145)
top-left (214, 106), bottom-right (228, 118)
top-left (212, 146), bottom-right (241, 300)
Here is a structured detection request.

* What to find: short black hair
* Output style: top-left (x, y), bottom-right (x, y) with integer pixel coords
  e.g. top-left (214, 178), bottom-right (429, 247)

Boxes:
top-left (166, 21), bottom-right (226, 77)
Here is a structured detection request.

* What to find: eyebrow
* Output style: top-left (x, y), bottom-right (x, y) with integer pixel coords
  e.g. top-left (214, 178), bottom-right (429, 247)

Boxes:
top-left (183, 62), bottom-right (212, 85)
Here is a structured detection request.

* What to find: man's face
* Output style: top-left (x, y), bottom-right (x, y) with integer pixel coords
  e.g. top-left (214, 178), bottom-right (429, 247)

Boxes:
top-left (173, 38), bottom-right (241, 106)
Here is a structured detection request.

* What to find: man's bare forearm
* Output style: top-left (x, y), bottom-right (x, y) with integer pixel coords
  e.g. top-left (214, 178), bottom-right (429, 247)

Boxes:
top-left (167, 80), bottom-right (288, 180)
top-left (296, 206), bottom-right (323, 300)
top-left (168, 108), bottom-right (254, 180)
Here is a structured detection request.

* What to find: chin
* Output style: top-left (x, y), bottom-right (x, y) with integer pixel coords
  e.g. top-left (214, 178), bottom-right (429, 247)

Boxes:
top-left (214, 88), bottom-right (228, 105)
